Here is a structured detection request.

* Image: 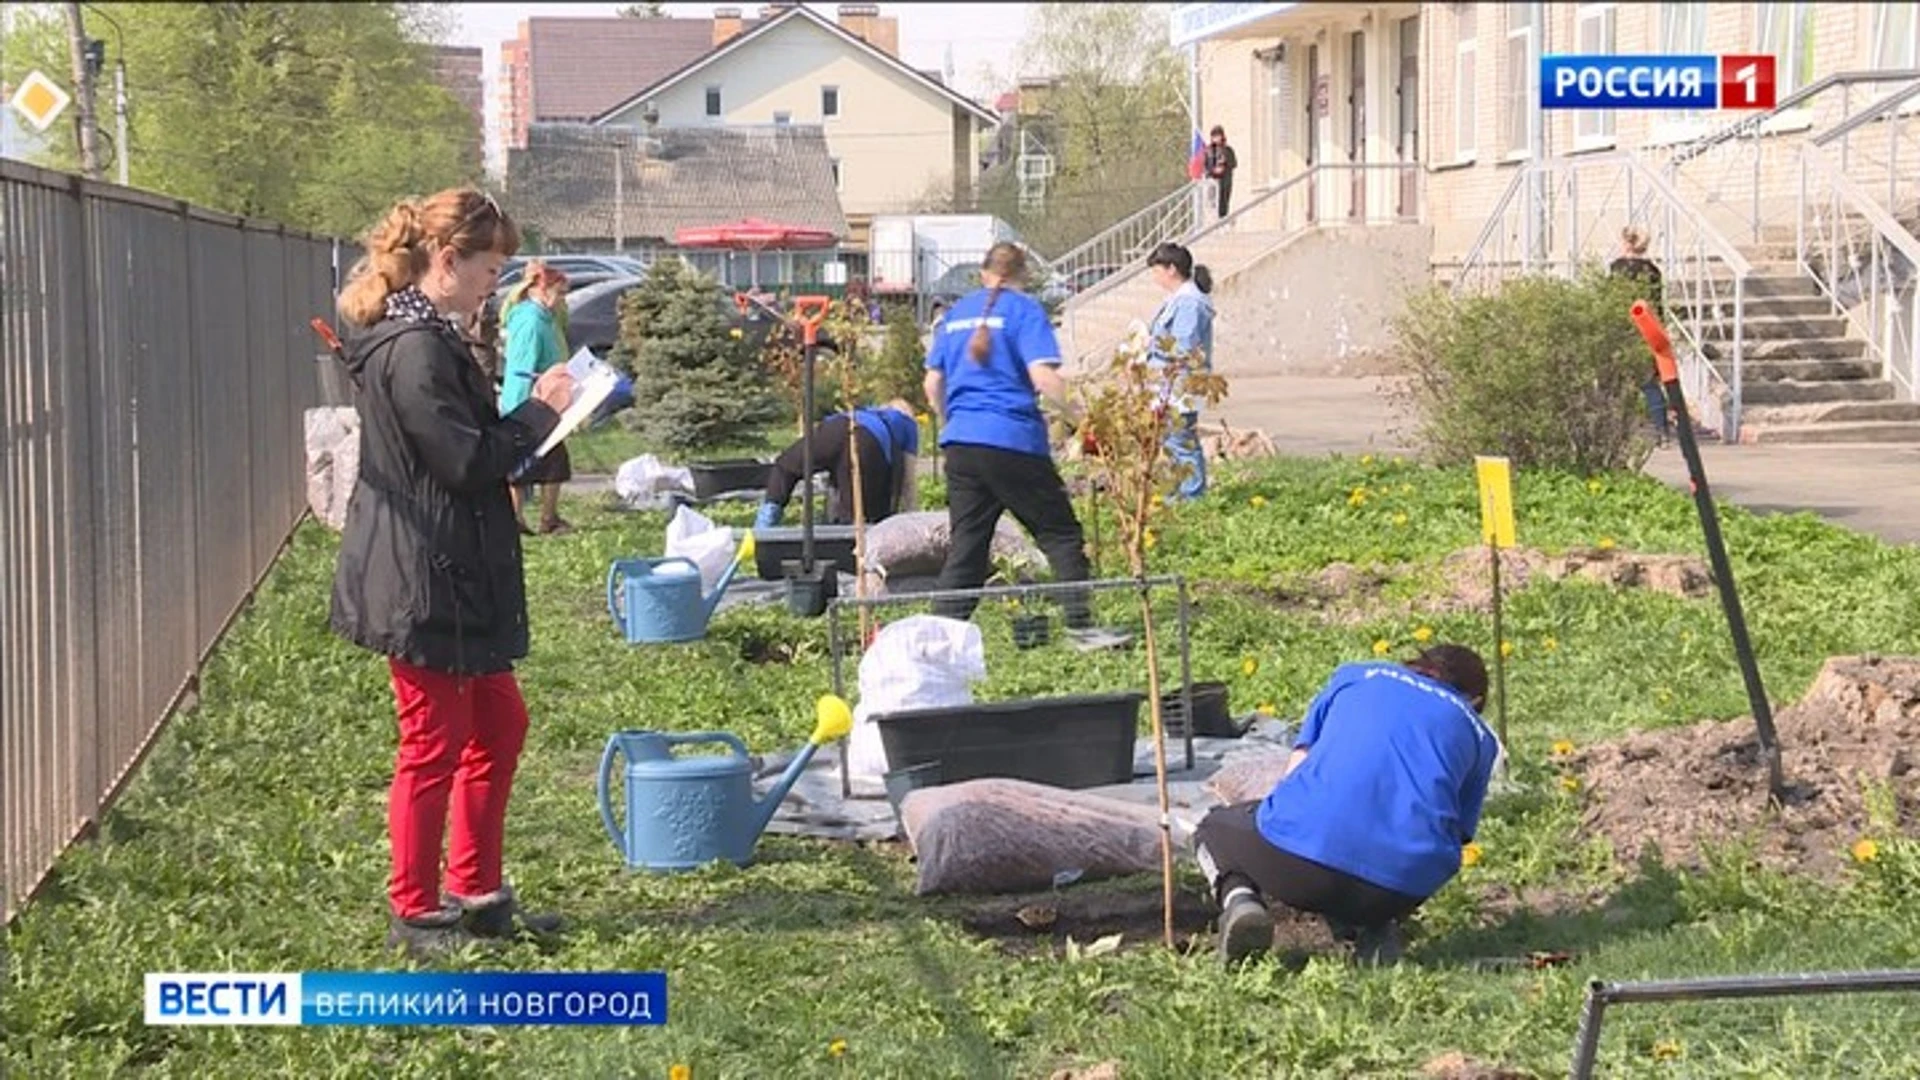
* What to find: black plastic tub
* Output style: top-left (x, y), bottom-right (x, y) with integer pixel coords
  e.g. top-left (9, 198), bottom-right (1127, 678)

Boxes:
top-left (1160, 680), bottom-right (1245, 738)
top-left (752, 526), bottom-right (859, 580)
top-left (689, 459), bottom-right (772, 500)
top-left (874, 692), bottom-right (1144, 790)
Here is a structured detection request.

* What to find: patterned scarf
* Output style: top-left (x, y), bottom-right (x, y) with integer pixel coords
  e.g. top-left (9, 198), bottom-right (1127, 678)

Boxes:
top-left (384, 285), bottom-right (446, 325)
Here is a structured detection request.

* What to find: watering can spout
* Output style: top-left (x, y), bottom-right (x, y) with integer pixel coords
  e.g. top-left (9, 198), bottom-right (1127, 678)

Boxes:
top-left (702, 531), bottom-right (757, 622)
top-left (751, 694), bottom-right (854, 836)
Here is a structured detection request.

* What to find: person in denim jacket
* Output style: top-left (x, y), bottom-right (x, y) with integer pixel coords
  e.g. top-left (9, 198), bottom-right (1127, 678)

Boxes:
top-left (1144, 242), bottom-right (1215, 501)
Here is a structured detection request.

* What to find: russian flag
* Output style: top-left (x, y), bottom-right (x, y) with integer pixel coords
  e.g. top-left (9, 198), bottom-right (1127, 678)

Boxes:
top-left (1187, 130), bottom-right (1205, 180)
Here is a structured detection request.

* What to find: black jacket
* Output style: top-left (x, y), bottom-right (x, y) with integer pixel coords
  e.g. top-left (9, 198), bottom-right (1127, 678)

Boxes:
top-left (330, 317), bottom-right (561, 674)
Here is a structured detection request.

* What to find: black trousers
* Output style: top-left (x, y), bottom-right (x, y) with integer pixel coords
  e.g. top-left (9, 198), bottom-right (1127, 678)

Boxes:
top-left (766, 415), bottom-right (898, 524)
top-left (1195, 800), bottom-right (1425, 932)
top-left (931, 443), bottom-right (1090, 624)
top-left (1216, 177), bottom-right (1234, 218)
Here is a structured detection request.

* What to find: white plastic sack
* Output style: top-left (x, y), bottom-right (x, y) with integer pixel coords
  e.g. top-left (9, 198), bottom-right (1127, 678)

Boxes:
top-left (613, 454), bottom-right (695, 510)
top-left (900, 778), bottom-right (1166, 895)
top-left (849, 615), bottom-right (986, 780)
top-left (304, 407), bottom-right (360, 533)
top-left (663, 504), bottom-right (737, 594)
top-left (857, 511), bottom-right (1045, 596)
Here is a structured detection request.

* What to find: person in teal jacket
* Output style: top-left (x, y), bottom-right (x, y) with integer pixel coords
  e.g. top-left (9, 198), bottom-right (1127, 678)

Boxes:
top-left (499, 263), bottom-right (573, 534)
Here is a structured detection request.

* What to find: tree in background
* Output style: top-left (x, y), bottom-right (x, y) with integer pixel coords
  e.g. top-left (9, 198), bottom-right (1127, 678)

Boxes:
top-left (979, 2), bottom-right (1188, 255)
top-left (0, 3), bottom-right (479, 236)
top-left (618, 259), bottom-right (780, 452)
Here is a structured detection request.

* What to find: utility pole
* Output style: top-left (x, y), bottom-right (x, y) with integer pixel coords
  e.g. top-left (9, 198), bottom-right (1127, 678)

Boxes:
top-left (612, 142), bottom-right (625, 252)
top-left (63, 2), bottom-right (102, 179)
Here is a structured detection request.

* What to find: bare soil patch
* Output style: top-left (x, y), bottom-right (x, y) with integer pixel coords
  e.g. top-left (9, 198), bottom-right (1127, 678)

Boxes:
top-left (1573, 656), bottom-right (1920, 876)
top-left (1207, 545), bottom-right (1712, 625)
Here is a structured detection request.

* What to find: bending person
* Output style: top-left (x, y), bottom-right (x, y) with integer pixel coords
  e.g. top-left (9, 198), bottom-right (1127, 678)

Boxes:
top-left (923, 242), bottom-right (1091, 627)
top-left (755, 399), bottom-right (921, 529)
top-left (1194, 645), bottom-right (1500, 966)
top-left (1144, 242), bottom-right (1215, 501)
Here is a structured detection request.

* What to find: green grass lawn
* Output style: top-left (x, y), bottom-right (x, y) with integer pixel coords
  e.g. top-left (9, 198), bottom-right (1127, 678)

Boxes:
top-left (7, 454), bottom-right (1920, 1078)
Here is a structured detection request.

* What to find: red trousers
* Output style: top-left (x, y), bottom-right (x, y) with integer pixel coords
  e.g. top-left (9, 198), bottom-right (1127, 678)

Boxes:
top-left (385, 659), bottom-right (530, 919)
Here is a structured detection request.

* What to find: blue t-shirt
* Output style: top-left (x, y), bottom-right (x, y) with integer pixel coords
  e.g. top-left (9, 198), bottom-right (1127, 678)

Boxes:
top-left (847, 408), bottom-right (920, 465)
top-left (925, 287), bottom-right (1062, 458)
top-left (1256, 662), bottom-right (1501, 899)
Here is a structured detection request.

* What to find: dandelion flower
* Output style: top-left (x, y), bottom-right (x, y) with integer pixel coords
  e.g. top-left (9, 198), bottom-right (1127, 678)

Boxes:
top-left (1256, 702), bottom-right (1277, 716)
top-left (1391, 512), bottom-right (1409, 527)
top-left (1587, 479), bottom-right (1604, 495)
top-left (729, 328), bottom-right (744, 339)
top-left (1242, 656), bottom-right (1259, 677)
top-left (1597, 536), bottom-right (1617, 550)
top-left (1461, 842), bottom-right (1483, 867)
top-left (1852, 838), bottom-right (1880, 863)
top-left (1559, 775), bottom-right (1581, 793)
top-left (1250, 494), bottom-right (1269, 508)
top-left (1348, 487), bottom-right (1368, 508)
top-left (1399, 483), bottom-right (1413, 495)
top-left (1361, 454), bottom-right (1375, 466)
top-left (1552, 739), bottom-right (1575, 757)
top-left (828, 1038), bottom-right (849, 1058)
top-left (1144, 529), bottom-right (1158, 550)
top-left (1413, 625), bottom-right (1434, 643)
top-left (1499, 639), bottom-right (1514, 658)
top-left (671, 1067), bottom-right (692, 1080)
top-left (1543, 636), bottom-right (1559, 652)
top-left (1372, 639), bottom-right (1392, 657)
top-left (1651, 1040), bottom-right (1682, 1061)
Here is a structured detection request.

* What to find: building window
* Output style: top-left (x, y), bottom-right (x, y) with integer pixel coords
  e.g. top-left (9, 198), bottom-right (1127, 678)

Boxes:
top-left (1756, 2), bottom-right (1813, 100)
top-left (822, 85), bottom-right (840, 117)
top-left (1455, 5), bottom-right (1478, 161)
top-left (1873, 4), bottom-right (1919, 69)
top-left (1575, 4), bottom-right (1617, 146)
top-left (705, 85), bottom-right (722, 117)
top-left (1503, 4), bottom-right (1533, 158)
top-left (831, 158), bottom-right (842, 190)
top-left (774, 111), bottom-right (791, 125)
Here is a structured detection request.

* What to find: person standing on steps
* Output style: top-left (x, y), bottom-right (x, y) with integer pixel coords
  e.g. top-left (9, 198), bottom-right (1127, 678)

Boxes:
top-left (1193, 645), bottom-right (1500, 966)
top-left (1204, 126), bottom-right (1238, 219)
top-left (1609, 226), bottom-right (1671, 446)
top-left (500, 261), bottom-right (574, 535)
top-left (1144, 242), bottom-right (1216, 502)
top-left (923, 242), bottom-right (1093, 630)
top-left (332, 188), bottom-right (572, 959)
top-left (755, 399), bottom-right (921, 529)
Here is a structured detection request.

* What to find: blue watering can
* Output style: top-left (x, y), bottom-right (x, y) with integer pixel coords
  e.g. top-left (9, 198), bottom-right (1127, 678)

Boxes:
top-left (598, 696), bottom-right (854, 871)
top-left (606, 534), bottom-right (757, 644)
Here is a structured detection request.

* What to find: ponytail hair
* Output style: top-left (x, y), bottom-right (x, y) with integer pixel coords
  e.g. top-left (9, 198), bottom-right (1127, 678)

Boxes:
top-left (338, 188), bottom-right (520, 327)
top-left (1148, 242), bottom-right (1210, 292)
top-left (967, 241), bottom-right (1029, 365)
top-left (1192, 264), bottom-right (1214, 294)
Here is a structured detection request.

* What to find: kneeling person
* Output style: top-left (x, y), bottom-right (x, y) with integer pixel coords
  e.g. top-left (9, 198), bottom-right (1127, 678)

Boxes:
top-left (1194, 645), bottom-right (1500, 964)
top-left (756, 400), bottom-right (921, 529)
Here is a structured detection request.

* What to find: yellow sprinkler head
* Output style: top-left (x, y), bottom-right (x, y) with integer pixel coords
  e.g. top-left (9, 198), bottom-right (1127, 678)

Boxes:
top-left (736, 531), bottom-right (757, 565)
top-left (811, 694), bottom-right (853, 745)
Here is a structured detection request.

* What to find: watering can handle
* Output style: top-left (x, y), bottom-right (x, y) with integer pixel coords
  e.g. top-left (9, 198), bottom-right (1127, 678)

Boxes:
top-left (659, 731), bottom-right (753, 760)
top-left (597, 734), bottom-right (629, 860)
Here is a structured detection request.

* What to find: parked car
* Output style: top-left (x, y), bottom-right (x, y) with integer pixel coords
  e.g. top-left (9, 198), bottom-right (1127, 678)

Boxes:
top-left (498, 254), bottom-right (650, 291)
top-left (563, 276), bottom-right (789, 359)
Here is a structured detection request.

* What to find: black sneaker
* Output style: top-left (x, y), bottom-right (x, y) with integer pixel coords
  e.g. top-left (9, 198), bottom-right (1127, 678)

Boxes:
top-left (1218, 895), bottom-right (1274, 964)
top-left (387, 905), bottom-right (482, 960)
top-left (1351, 921), bottom-right (1406, 967)
top-left (447, 884), bottom-right (565, 940)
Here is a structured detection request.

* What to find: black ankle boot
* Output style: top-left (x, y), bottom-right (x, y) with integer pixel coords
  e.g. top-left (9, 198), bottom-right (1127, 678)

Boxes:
top-left (387, 905), bottom-right (481, 959)
top-left (447, 884), bottom-right (564, 940)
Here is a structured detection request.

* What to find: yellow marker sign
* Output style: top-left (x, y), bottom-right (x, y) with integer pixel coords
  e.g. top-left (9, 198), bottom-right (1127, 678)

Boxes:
top-left (9, 71), bottom-right (72, 133)
top-left (1474, 455), bottom-right (1516, 549)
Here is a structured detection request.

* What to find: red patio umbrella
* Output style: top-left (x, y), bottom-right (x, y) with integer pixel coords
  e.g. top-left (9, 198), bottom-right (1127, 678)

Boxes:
top-left (673, 218), bottom-right (838, 290)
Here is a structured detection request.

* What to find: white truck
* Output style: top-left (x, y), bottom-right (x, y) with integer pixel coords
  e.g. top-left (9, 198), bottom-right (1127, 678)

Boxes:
top-left (867, 214), bottom-right (1023, 299)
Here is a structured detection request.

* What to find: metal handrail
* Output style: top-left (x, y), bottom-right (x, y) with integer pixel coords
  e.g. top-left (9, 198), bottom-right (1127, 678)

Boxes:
top-left (1669, 70), bottom-right (1920, 165)
top-left (1043, 181), bottom-right (1201, 299)
top-left (1454, 169), bottom-right (1531, 292)
top-left (1048, 181), bottom-right (1199, 267)
top-left (1813, 75), bottom-right (1920, 147)
top-left (1797, 144), bottom-right (1920, 399)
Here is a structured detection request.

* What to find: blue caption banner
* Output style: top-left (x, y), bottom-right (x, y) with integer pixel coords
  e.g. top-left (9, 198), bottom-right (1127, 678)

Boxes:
top-left (1540, 54), bottom-right (1718, 110)
top-left (145, 972), bottom-right (667, 1026)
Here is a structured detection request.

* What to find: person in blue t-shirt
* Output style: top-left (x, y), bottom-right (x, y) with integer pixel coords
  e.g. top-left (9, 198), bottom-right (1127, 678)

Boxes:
top-left (754, 399), bottom-right (920, 528)
top-left (923, 242), bottom-right (1092, 627)
top-left (1194, 644), bottom-right (1501, 965)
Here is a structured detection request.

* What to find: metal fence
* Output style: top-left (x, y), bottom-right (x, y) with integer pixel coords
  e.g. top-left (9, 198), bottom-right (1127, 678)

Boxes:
top-left (0, 159), bottom-right (337, 922)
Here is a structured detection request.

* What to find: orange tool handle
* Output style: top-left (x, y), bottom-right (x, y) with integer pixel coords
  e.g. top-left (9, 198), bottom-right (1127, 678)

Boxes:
top-left (310, 317), bottom-right (344, 355)
top-left (1629, 301), bottom-right (1679, 383)
top-left (792, 295), bottom-right (833, 346)
top-left (732, 291), bottom-right (752, 315)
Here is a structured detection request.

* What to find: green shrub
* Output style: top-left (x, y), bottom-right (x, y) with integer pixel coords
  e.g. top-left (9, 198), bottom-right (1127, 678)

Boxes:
top-left (1390, 270), bottom-right (1653, 473)
top-left (859, 301), bottom-right (929, 412)
top-left (616, 259), bottom-right (779, 452)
